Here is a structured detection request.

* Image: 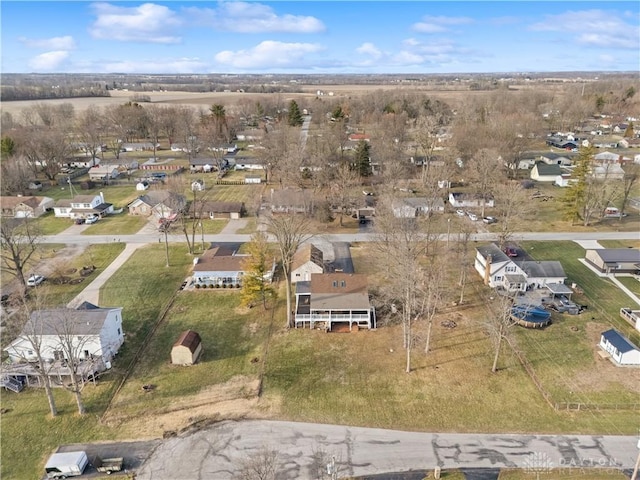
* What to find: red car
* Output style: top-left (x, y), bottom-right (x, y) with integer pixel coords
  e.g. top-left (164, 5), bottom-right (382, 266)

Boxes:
top-left (505, 247), bottom-right (518, 257)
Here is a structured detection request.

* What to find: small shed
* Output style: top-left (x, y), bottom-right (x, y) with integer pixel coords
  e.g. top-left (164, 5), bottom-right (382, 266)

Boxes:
top-left (171, 330), bottom-right (202, 365)
top-left (599, 329), bottom-right (640, 366)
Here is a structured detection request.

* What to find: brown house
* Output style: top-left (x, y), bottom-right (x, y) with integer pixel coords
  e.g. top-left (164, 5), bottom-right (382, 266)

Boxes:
top-left (0, 196), bottom-right (54, 218)
top-left (191, 200), bottom-right (246, 220)
top-left (171, 330), bottom-right (203, 365)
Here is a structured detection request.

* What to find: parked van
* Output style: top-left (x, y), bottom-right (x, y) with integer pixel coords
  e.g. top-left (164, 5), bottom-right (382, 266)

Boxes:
top-left (45, 451), bottom-right (89, 479)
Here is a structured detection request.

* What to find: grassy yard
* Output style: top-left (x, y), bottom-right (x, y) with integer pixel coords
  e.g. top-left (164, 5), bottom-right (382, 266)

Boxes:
top-left (498, 469), bottom-right (627, 479)
top-left (617, 276), bottom-right (640, 296)
top-left (81, 213), bottom-right (147, 235)
top-left (32, 212), bottom-right (71, 235)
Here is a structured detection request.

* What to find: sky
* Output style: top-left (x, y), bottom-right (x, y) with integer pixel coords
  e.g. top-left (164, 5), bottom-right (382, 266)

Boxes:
top-left (1, 1), bottom-right (639, 74)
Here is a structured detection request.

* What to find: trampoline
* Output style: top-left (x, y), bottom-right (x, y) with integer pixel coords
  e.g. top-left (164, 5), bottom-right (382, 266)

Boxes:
top-left (511, 304), bottom-right (552, 328)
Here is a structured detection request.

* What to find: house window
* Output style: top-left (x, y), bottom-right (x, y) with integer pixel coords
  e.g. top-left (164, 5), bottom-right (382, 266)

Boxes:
top-left (84, 203), bottom-right (91, 208)
top-left (340, 281), bottom-right (346, 287)
top-left (27, 350), bottom-right (33, 356)
top-left (506, 266), bottom-right (517, 273)
top-left (332, 281), bottom-right (337, 287)
top-left (84, 350), bottom-right (90, 359)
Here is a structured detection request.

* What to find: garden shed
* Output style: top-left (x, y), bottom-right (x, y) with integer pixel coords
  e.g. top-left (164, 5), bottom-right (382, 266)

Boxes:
top-left (599, 329), bottom-right (640, 366)
top-left (171, 330), bottom-right (202, 366)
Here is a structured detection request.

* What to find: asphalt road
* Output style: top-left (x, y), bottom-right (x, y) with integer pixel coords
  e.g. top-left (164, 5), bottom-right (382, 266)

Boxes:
top-left (134, 419), bottom-right (638, 479)
top-left (39, 230), bottom-right (640, 245)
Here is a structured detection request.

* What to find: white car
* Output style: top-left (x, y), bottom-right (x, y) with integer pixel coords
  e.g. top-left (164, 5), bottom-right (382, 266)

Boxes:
top-left (456, 209), bottom-right (465, 217)
top-left (467, 212), bottom-right (478, 221)
top-left (85, 215), bottom-right (99, 224)
top-left (27, 274), bottom-right (45, 287)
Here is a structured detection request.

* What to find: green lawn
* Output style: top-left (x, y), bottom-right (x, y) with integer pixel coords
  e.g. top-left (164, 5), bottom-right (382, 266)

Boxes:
top-left (82, 213), bottom-right (147, 235)
top-left (33, 212), bottom-right (71, 235)
top-left (616, 276), bottom-right (640, 297)
top-left (498, 469), bottom-right (627, 479)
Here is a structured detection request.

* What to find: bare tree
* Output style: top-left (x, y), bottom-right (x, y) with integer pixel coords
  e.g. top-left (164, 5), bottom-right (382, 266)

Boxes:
top-left (466, 148), bottom-right (501, 217)
top-left (485, 293), bottom-right (517, 373)
top-left (620, 164), bottom-right (639, 218)
top-left (0, 217), bottom-right (41, 293)
top-left (4, 294), bottom-right (59, 417)
top-left (330, 163), bottom-right (360, 226)
top-left (264, 213), bottom-right (312, 328)
top-left (235, 446), bottom-right (280, 480)
top-left (423, 255), bottom-right (447, 354)
top-left (74, 105), bottom-right (106, 161)
top-left (373, 201), bottom-right (430, 372)
top-left (0, 154), bottom-right (32, 195)
top-left (492, 181), bottom-right (535, 250)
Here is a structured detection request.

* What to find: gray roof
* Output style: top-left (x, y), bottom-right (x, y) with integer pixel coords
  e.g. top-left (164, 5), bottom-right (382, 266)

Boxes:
top-left (296, 281), bottom-right (311, 294)
top-left (476, 244), bottom-right (510, 264)
top-left (533, 162), bottom-right (562, 176)
top-left (601, 329), bottom-right (638, 354)
top-left (22, 306), bottom-right (120, 336)
top-left (546, 283), bottom-right (573, 295)
top-left (520, 261), bottom-right (566, 278)
top-left (311, 292), bottom-right (371, 311)
top-left (591, 248), bottom-right (640, 264)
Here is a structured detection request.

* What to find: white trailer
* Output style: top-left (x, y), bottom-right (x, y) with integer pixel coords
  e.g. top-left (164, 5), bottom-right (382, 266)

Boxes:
top-left (45, 451), bottom-right (89, 479)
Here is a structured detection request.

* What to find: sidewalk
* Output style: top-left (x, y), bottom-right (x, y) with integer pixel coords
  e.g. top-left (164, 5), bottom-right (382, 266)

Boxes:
top-left (67, 243), bottom-right (145, 308)
top-left (219, 218), bottom-right (248, 234)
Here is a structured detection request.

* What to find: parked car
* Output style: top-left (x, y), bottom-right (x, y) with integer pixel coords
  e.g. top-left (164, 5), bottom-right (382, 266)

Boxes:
top-left (483, 216), bottom-right (497, 224)
top-left (74, 217), bottom-right (85, 225)
top-left (455, 209), bottom-right (465, 217)
top-left (27, 274), bottom-right (45, 287)
top-left (504, 247), bottom-right (518, 257)
top-left (85, 215), bottom-right (99, 224)
top-left (467, 212), bottom-right (478, 221)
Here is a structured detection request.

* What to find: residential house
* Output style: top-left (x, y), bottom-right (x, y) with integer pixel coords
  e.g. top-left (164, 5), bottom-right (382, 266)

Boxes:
top-left (270, 188), bottom-right (312, 214)
top-left (0, 196), bottom-right (54, 218)
top-left (189, 158), bottom-right (227, 173)
top-left (3, 302), bottom-right (124, 387)
top-left (127, 190), bottom-right (186, 218)
top-left (530, 162), bottom-right (562, 182)
top-left (620, 308), bottom-right (640, 333)
top-left (591, 136), bottom-right (621, 149)
top-left (121, 142), bottom-right (158, 152)
top-left (53, 193), bottom-right (113, 219)
top-left (475, 244), bottom-right (567, 292)
top-left (585, 249), bottom-right (640, 274)
top-left (294, 273), bottom-right (376, 331)
top-left (66, 156), bottom-right (100, 169)
top-left (392, 197), bottom-right (443, 218)
top-left (191, 200), bottom-right (246, 220)
top-left (88, 165), bottom-right (119, 181)
top-left (594, 151), bottom-right (629, 163)
top-left (291, 244), bottom-right (324, 283)
top-left (192, 246), bottom-right (247, 287)
top-left (599, 329), bottom-right (640, 366)
top-left (233, 159), bottom-right (265, 170)
top-left (235, 129), bottom-right (265, 142)
top-left (540, 153), bottom-right (574, 166)
top-left (591, 163), bottom-right (625, 180)
top-left (546, 135), bottom-right (578, 149)
top-left (171, 330), bottom-right (202, 366)
top-left (448, 192), bottom-right (495, 209)
top-left (555, 175), bottom-right (576, 188)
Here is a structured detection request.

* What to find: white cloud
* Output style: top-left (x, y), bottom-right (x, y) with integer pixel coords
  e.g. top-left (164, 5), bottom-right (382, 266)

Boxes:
top-left (215, 41), bottom-right (323, 69)
top-left (28, 51), bottom-right (70, 71)
top-left (20, 35), bottom-right (76, 50)
top-left (356, 43), bottom-right (382, 59)
top-left (100, 58), bottom-right (208, 74)
top-left (529, 9), bottom-right (639, 49)
top-left (412, 15), bottom-right (473, 33)
top-left (90, 2), bottom-right (182, 43)
top-left (185, 2), bottom-right (325, 33)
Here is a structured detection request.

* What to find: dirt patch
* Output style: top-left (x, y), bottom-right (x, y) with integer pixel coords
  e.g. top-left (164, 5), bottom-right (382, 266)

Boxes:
top-left (570, 322), bottom-right (640, 393)
top-left (109, 375), bottom-right (270, 438)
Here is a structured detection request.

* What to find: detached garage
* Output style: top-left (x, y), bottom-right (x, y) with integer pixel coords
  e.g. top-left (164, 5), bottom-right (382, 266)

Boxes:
top-left (599, 329), bottom-right (640, 366)
top-left (171, 330), bottom-right (202, 365)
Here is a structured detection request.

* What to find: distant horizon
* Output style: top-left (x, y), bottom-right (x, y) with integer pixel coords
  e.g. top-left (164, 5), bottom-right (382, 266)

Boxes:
top-left (2, 1), bottom-right (638, 74)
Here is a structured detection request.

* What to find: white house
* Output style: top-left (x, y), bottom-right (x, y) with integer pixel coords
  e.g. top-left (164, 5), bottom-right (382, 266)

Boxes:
top-left (392, 197), bottom-right (445, 218)
top-left (449, 192), bottom-right (495, 209)
top-left (136, 181), bottom-right (150, 191)
top-left (599, 329), bottom-right (640, 366)
top-left (555, 175), bottom-right (576, 188)
top-left (53, 193), bottom-right (113, 219)
top-left (88, 165), bottom-right (119, 181)
top-left (291, 244), bottom-right (324, 283)
top-left (530, 162), bottom-right (562, 182)
top-left (474, 244), bottom-right (567, 292)
top-left (4, 302), bottom-right (124, 367)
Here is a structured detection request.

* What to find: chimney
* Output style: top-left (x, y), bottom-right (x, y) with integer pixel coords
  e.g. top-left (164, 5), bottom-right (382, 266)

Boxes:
top-left (100, 191), bottom-right (105, 203)
top-left (484, 254), bottom-right (492, 286)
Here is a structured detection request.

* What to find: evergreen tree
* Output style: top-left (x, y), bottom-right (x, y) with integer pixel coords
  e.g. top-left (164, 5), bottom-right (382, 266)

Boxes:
top-left (240, 232), bottom-right (277, 310)
top-left (288, 100), bottom-right (303, 127)
top-left (1, 136), bottom-right (15, 157)
top-left (354, 140), bottom-right (372, 177)
top-left (562, 146), bottom-right (594, 225)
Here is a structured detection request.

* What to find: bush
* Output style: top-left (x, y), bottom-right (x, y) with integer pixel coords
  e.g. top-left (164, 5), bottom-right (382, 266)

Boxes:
top-left (195, 284), bottom-right (201, 289)
top-left (235, 283), bottom-right (241, 289)
top-left (222, 284), bottom-right (227, 288)
top-left (215, 284), bottom-right (220, 288)
top-left (208, 284), bottom-right (215, 288)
